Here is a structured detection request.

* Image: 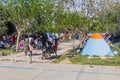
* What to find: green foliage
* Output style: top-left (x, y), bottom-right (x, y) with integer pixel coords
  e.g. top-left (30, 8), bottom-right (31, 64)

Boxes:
top-left (0, 25), bottom-right (8, 35)
top-left (2, 49), bottom-right (13, 56)
top-left (0, 0), bottom-right (120, 35)
top-left (111, 43), bottom-right (120, 56)
top-left (0, 4), bottom-right (8, 35)
top-left (52, 55), bottom-right (67, 63)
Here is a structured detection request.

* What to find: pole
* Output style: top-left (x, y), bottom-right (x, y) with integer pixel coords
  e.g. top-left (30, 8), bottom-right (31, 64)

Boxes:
top-left (0, 49), bottom-right (2, 61)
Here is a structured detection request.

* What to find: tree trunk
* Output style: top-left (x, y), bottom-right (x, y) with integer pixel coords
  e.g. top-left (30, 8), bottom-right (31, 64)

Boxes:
top-left (16, 31), bottom-right (20, 52)
top-left (15, 25), bottom-right (21, 52)
top-left (79, 32), bottom-right (84, 48)
top-left (79, 29), bottom-right (88, 48)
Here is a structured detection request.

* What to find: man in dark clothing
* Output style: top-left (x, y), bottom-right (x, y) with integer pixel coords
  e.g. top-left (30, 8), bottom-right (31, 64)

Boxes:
top-left (41, 33), bottom-right (47, 49)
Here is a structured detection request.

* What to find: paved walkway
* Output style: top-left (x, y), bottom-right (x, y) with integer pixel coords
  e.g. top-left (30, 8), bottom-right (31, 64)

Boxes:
top-left (1, 40), bottom-right (79, 64)
top-left (0, 63), bottom-right (119, 80)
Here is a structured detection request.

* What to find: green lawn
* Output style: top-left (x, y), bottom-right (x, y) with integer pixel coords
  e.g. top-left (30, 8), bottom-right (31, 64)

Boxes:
top-left (53, 43), bottom-right (120, 66)
top-left (1, 47), bottom-right (19, 56)
top-left (53, 53), bottom-right (120, 66)
top-left (1, 49), bottom-right (13, 56)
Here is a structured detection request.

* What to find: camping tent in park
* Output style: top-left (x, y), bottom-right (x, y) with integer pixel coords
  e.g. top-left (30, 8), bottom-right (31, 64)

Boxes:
top-left (81, 33), bottom-right (114, 56)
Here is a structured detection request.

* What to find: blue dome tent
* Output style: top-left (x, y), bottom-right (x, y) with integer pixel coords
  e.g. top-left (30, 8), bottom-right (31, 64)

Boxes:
top-left (81, 33), bottom-right (114, 56)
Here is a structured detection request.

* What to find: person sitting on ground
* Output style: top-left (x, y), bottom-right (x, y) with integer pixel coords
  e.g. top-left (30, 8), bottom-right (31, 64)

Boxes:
top-left (19, 39), bottom-right (25, 51)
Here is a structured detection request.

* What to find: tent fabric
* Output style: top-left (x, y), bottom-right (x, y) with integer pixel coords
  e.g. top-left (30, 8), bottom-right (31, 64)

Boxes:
top-left (90, 33), bottom-right (103, 39)
top-left (81, 35), bottom-right (114, 56)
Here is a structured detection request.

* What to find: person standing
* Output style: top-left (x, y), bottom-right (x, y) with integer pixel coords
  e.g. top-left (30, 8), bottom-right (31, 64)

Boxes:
top-left (28, 34), bottom-right (34, 63)
top-left (41, 33), bottom-right (47, 49)
top-left (53, 36), bottom-right (59, 56)
top-left (24, 35), bottom-right (29, 55)
top-left (10, 34), bottom-right (15, 47)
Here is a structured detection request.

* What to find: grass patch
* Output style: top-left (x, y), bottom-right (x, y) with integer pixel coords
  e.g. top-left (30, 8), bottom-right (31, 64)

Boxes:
top-left (52, 55), bottom-right (67, 63)
top-left (53, 52), bottom-right (120, 66)
top-left (111, 43), bottom-right (120, 56)
top-left (53, 42), bottom-right (120, 66)
top-left (1, 49), bottom-right (14, 56)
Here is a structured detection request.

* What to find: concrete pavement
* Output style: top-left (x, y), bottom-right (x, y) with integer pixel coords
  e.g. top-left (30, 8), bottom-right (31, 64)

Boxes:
top-left (0, 62), bottom-right (120, 80)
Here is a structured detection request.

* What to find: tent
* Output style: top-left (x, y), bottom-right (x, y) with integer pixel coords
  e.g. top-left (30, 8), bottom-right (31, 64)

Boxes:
top-left (81, 33), bottom-right (114, 56)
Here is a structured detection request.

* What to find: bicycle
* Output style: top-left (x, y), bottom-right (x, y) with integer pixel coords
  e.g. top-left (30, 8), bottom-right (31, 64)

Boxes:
top-left (41, 45), bottom-right (54, 60)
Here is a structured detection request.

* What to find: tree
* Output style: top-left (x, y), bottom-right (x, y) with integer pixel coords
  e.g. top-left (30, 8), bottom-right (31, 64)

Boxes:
top-left (1, 0), bottom-right (36, 51)
top-left (1, 0), bottom-right (119, 51)
top-left (0, 3), bottom-right (8, 35)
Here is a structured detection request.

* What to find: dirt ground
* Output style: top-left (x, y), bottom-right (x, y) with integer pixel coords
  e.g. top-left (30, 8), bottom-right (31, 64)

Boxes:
top-left (88, 56), bottom-right (113, 60)
top-left (59, 58), bottom-right (72, 64)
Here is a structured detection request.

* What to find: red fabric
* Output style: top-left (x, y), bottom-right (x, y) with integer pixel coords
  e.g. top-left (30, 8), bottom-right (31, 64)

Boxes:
top-left (10, 36), bottom-right (15, 44)
top-left (65, 34), bottom-right (70, 37)
top-left (53, 44), bottom-right (58, 51)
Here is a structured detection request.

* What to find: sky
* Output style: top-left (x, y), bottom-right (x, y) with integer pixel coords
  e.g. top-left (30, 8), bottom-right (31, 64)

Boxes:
top-left (70, 0), bottom-right (120, 12)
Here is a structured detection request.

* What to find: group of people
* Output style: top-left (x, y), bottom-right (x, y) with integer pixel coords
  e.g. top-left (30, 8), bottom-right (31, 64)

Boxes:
top-left (0, 33), bottom-right (59, 64)
top-left (19, 33), bottom-right (59, 57)
top-left (0, 32), bottom-right (59, 55)
top-left (0, 35), bottom-right (15, 49)
top-left (60, 32), bottom-right (72, 41)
